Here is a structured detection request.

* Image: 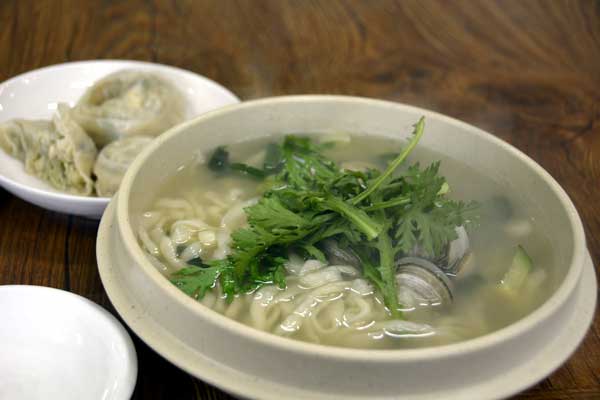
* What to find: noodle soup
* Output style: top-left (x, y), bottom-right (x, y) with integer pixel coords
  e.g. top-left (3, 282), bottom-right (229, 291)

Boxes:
top-left (137, 129), bottom-right (555, 349)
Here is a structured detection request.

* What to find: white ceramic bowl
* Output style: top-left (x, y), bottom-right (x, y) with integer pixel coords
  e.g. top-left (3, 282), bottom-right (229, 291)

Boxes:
top-left (0, 60), bottom-right (240, 218)
top-left (0, 285), bottom-right (137, 400)
top-left (97, 96), bottom-right (596, 399)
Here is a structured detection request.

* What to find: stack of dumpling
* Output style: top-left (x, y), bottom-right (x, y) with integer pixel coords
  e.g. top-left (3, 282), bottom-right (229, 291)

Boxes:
top-left (0, 70), bottom-right (186, 197)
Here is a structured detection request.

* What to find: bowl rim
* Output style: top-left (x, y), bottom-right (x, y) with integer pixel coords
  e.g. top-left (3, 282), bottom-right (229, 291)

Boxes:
top-left (0, 58), bottom-right (240, 204)
top-left (117, 94), bottom-right (586, 361)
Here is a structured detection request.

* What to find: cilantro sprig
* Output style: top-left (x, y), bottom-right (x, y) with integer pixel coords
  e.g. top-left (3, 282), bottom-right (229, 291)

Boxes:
top-left (170, 117), bottom-right (477, 317)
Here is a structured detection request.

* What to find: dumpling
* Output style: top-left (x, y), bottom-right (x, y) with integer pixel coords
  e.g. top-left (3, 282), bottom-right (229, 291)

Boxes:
top-left (0, 104), bottom-right (97, 196)
top-left (72, 70), bottom-right (185, 147)
top-left (0, 119), bottom-right (53, 161)
top-left (93, 135), bottom-right (154, 197)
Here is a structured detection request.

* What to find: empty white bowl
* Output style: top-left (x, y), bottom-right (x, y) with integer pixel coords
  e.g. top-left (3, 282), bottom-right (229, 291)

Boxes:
top-left (97, 96), bottom-right (596, 399)
top-left (0, 285), bottom-right (137, 400)
top-left (0, 60), bottom-right (240, 218)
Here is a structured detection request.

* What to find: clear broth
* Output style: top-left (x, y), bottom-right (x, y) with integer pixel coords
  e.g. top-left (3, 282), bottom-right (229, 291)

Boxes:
top-left (139, 134), bottom-right (556, 349)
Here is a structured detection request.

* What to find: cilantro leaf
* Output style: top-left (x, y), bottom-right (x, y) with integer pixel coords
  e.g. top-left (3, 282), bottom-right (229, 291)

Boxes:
top-left (170, 265), bottom-right (222, 300)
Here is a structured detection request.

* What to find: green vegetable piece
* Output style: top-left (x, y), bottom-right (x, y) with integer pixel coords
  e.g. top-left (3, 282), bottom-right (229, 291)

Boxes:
top-left (501, 245), bottom-right (533, 292)
top-left (354, 246), bottom-right (401, 318)
top-left (230, 196), bottom-right (326, 281)
top-left (208, 146), bottom-right (229, 171)
top-left (214, 260), bottom-right (237, 301)
top-left (273, 264), bottom-right (287, 288)
top-left (438, 181), bottom-right (450, 195)
top-left (279, 135), bottom-right (338, 189)
top-left (300, 243), bottom-right (327, 263)
top-left (374, 222), bottom-right (401, 318)
top-left (170, 266), bottom-right (221, 299)
top-left (351, 116), bottom-right (425, 205)
top-left (320, 195), bottom-right (382, 240)
top-left (230, 163), bottom-right (267, 179)
top-left (364, 196), bottom-right (410, 211)
top-left (208, 146), bottom-right (268, 180)
top-left (186, 257), bottom-right (204, 267)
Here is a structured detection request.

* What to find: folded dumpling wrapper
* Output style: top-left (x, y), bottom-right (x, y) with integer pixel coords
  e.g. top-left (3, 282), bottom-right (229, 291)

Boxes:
top-left (72, 70), bottom-right (186, 147)
top-left (0, 104), bottom-right (97, 196)
top-left (93, 135), bottom-right (154, 197)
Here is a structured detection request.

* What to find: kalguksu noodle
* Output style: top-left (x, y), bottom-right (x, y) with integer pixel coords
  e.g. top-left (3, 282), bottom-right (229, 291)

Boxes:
top-left (138, 130), bottom-right (555, 349)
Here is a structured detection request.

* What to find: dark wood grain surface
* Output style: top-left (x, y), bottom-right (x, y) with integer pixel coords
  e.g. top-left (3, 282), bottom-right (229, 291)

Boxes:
top-left (1, 1), bottom-right (599, 399)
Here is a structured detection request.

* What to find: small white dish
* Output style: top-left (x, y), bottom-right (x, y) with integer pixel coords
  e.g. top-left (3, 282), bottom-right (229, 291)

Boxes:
top-left (0, 285), bottom-right (137, 400)
top-left (0, 60), bottom-right (240, 219)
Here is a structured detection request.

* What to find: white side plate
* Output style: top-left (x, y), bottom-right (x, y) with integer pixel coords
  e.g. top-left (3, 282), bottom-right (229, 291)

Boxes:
top-left (0, 285), bottom-right (137, 400)
top-left (0, 60), bottom-right (240, 218)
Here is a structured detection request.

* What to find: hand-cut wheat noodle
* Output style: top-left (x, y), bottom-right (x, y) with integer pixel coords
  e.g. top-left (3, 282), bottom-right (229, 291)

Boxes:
top-left (179, 241), bottom-right (203, 262)
top-left (200, 290), bottom-right (218, 309)
top-left (223, 296), bottom-right (245, 320)
top-left (212, 228), bottom-right (232, 260)
top-left (159, 236), bottom-right (185, 270)
top-left (138, 227), bottom-right (159, 257)
top-left (249, 286), bottom-right (281, 331)
top-left (343, 293), bottom-right (374, 325)
top-left (170, 219), bottom-right (210, 244)
top-left (312, 300), bottom-right (344, 335)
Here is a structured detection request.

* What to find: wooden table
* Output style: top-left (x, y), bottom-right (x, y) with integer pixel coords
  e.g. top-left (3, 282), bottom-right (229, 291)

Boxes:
top-left (1, 1), bottom-right (598, 399)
